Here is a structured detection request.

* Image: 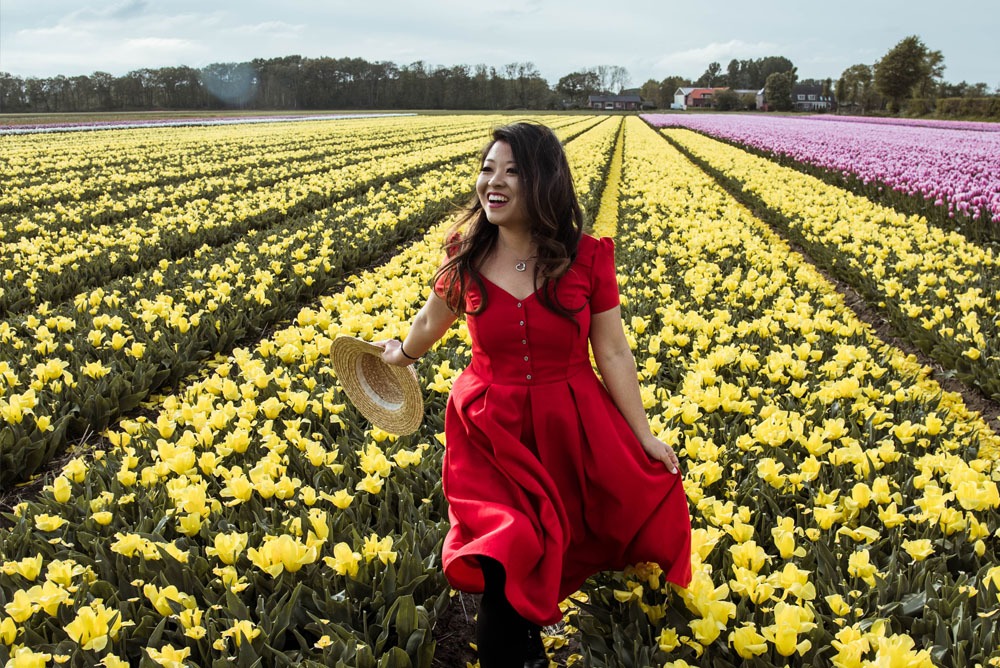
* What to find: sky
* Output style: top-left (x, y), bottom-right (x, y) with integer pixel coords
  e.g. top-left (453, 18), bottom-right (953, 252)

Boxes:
top-left (1, 0), bottom-right (998, 88)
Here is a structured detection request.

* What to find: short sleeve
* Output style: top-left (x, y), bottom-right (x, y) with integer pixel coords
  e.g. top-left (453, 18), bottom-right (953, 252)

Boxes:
top-left (590, 237), bottom-right (620, 313)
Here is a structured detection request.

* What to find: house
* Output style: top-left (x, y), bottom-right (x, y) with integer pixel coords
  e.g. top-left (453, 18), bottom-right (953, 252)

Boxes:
top-left (587, 94), bottom-right (643, 111)
top-left (673, 87), bottom-right (696, 109)
top-left (672, 87), bottom-right (737, 110)
top-left (791, 84), bottom-right (834, 111)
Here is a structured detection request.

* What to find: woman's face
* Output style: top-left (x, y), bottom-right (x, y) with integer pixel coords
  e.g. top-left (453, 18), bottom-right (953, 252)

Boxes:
top-left (476, 140), bottom-right (530, 232)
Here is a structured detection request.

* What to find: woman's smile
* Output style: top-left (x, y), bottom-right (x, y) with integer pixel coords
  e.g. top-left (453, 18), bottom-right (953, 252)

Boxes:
top-left (476, 140), bottom-right (528, 228)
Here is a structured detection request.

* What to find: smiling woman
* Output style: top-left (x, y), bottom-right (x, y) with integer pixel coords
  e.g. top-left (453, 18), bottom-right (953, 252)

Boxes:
top-left (378, 121), bottom-right (692, 668)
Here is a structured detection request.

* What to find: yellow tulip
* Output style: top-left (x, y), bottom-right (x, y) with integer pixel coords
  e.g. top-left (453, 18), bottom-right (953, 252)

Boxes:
top-left (206, 532), bottom-right (249, 565)
top-left (64, 601), bottom-right (122, 651)
top-left (847, 550), bottom-right (880, 587)
top-left (362, 533), bottom-right (397, 565)
top-left (4, 589), bottom-right (37, 623)
top-left (143, 583), bottom-right (196, 617)
top-left (825, 594), bottom-right (851, 617)
top-left (246, 534), bottom-right (318, 577)
top-left (900, 539), bottom-right (934, 561)
top-left (145, 644), bottom-right (191, 668)
top-left (355, 473), bottom-right (384, 495)
top-left (5, 647), bottom-right (53, 668)
top-left (1, 615), bottom-right (19, 644)
top-left (325, 542), bottom-right (362, 577)
top-left (50, 476), bottom-right (72, 504)
top-left (222, 619), bottom-right (261, 647)
top-left (762, 602), bottom-right (815, 657)
top-left (3, 555), bottom-right (43, 581)
top-left (730, 623), bottom-right (768, 659)
top-left (34, 514), bottom-right (67, 532)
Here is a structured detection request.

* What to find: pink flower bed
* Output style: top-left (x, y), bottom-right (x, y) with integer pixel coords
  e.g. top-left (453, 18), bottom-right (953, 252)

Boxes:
top-left (642, 113), bottom-right (1000, 223)
top-left (804, 115), bottom-right (1000, 133)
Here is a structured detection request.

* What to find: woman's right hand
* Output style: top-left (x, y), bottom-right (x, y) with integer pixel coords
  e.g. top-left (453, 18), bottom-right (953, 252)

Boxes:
top-left (375, 339), bottom-right (411, 367)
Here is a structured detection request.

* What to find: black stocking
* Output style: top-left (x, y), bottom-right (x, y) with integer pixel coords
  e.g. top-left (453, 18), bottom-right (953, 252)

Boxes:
top-left (477, 556), bottom-right (531, 668)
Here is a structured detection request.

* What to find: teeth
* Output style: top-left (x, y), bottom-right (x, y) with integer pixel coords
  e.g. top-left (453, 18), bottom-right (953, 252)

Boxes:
top-left (488, 194), bottom-right (508, 203)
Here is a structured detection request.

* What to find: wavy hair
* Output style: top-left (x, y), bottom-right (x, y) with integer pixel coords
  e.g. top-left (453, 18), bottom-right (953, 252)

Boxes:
top-left (434, 121), bottom-right (585, 319)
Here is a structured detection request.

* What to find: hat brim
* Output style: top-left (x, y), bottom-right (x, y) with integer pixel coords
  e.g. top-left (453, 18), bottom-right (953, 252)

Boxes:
top-left (329, 336), bottom-right (424, 435)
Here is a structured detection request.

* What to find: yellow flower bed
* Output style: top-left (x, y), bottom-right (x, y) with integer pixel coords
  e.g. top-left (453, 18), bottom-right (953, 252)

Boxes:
top-left (661, 127), bottom-right (1000, 401)
top-left (0, 116), bottom-right (510, 237)
top-left (0, 116), bottom-right (619, 666)
top-left (0, 116), bottom-right (606, 489)
top-left (572, 117), bottom-right (1000, 667)
top-left (2, 116), bottom-right (598, 313)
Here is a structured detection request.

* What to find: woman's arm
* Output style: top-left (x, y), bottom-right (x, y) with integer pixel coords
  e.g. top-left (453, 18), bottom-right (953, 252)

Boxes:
top-left (379, 292), bottom-right (457, 366)
top-left (590, 305), bottom-right (680, 474)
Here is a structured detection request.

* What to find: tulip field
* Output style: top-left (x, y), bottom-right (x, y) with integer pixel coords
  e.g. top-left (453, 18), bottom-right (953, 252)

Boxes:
top-left (1, 112), bottom-right (999, 668)
top-left (642, 113), bottom-right (1000, 238)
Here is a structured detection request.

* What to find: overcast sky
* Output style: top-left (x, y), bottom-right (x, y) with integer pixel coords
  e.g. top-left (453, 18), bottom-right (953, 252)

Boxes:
top-left (2, 0), bottom-right (997, 88)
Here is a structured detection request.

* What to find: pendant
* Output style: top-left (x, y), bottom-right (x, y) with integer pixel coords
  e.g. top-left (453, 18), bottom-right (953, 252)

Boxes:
top-left (515, 261), bottom-right (527, 272)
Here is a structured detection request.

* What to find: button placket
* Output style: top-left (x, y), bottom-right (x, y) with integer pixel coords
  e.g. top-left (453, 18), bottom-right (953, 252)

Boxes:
top-left (518, 302), bottom-right (531, 381)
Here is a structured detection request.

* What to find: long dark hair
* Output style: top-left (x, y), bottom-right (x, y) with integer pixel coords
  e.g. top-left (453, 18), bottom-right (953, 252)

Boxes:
top-left (435, 121), bottom-right (585, 318)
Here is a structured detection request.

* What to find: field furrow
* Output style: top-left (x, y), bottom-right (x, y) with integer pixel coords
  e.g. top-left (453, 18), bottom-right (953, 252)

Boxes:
top-left (0, 116), bottom-right (601, 315)
top-left (0, 116), bottom-right (621, 667)
top-left (571, 116), bottom-right (999, 668)
top-left (659, 127), bottom-right (1000, 404)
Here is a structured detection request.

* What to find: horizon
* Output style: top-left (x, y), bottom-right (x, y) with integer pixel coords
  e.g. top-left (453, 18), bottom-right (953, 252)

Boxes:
top-left (2, 1), bottom-right (997, 89)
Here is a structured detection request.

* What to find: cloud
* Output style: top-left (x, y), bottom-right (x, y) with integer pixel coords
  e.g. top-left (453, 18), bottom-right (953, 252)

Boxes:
top-left (227, 21), bottom-right (305, 39)
top-left (110, 0), bottom-right (152, 20)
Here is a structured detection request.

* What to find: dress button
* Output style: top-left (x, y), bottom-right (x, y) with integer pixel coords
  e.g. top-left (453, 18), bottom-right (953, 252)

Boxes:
top-left (522, 339), bottom-right (527, 345)
top-left (517, 302), bottom-right (522, 308)
top-left (523, 356), bottom-right (529, 361)
top-left (526, 374), bottom-right (532, 380)
top-left (519, 320), bottom-right (525, 326)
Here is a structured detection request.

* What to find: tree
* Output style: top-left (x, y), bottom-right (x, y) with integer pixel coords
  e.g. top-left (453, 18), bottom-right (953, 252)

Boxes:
top-left (726, 59), bottom-right (754, 90)
top-left (0, 72), bottom-right (28, 112)
top-left (874, 35), bottom-right (941, 113)
top-left (837, 63), bottom-right (880, 114)
top-left (695, 62), bottom-right (723, 87)
top-left (714, 88), bottom-right (740, 111)
top-left (658, 75), bottom-right (691, 108)
top-left (639, 79), bottom-right (661, 108)
top-left (765, 71), bottom-right (795, 111)
top-left (756, 57), bottom-right (795, 87)
top-left (556, 70), bottom-right (601, 105)
top-left (593, 65), bottom-right (629, 94)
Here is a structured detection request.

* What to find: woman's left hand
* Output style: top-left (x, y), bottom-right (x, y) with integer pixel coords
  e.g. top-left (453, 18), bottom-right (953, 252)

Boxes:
top-left (638, 434), bottom-right (681, 475)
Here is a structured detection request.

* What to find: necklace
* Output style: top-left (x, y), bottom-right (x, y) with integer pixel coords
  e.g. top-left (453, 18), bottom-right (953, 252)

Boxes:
top-left (514, 256), bottom-right (536, 272)
top-left (500, 237), bottom-right (536, 272)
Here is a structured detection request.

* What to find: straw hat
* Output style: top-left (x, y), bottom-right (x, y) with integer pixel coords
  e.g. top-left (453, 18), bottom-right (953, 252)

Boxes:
top-left (329, 336), bottom-right (424, 435)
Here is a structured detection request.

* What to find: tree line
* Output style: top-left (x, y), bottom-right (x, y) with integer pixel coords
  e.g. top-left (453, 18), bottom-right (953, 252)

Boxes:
top-left (1, 38), bottom-right (994, 116)
top-left (0, 55), bottom-right (811, 114)
top-left (0, 57), bottom-right (566, 113)
top-left (835, 35), bottom-right (997, 116)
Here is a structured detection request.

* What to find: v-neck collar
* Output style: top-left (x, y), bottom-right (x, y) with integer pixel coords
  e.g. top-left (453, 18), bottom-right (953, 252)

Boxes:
top-left (479, 273), bottom-right (539, 303)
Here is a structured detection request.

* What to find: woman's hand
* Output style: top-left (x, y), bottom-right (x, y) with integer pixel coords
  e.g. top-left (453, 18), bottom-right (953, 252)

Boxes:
top-left (638, 434), bottom-right (681, 475)
top-left (374, 340), bottom-right (411, 367)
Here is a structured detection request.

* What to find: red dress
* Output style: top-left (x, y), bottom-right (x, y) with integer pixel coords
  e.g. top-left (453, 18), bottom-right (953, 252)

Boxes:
top-left (437, 234), bottom-right (692, 626)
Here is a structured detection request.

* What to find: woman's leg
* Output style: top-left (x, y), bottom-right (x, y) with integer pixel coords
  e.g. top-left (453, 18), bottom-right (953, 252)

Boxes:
top-left (525, 623), bottom-right (548, 667)
top-left (477, 556), bottom-right (530, 668)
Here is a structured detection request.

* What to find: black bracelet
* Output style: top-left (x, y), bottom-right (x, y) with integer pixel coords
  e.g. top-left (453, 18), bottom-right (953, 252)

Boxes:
top-left (399, 342), bottom-right (420, 361)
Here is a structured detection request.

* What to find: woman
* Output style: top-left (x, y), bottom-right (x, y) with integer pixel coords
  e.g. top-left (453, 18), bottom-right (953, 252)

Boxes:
top-left (379, 122), bottom-right (691, 668)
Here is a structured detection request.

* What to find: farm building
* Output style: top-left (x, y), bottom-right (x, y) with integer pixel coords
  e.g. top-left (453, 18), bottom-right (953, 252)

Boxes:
top-left (791, 84), bottom-right (835, 111)
top-left (587, 94), bottom-right (644, 110)
top-left (674, 87), bottom-right (758, 110)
